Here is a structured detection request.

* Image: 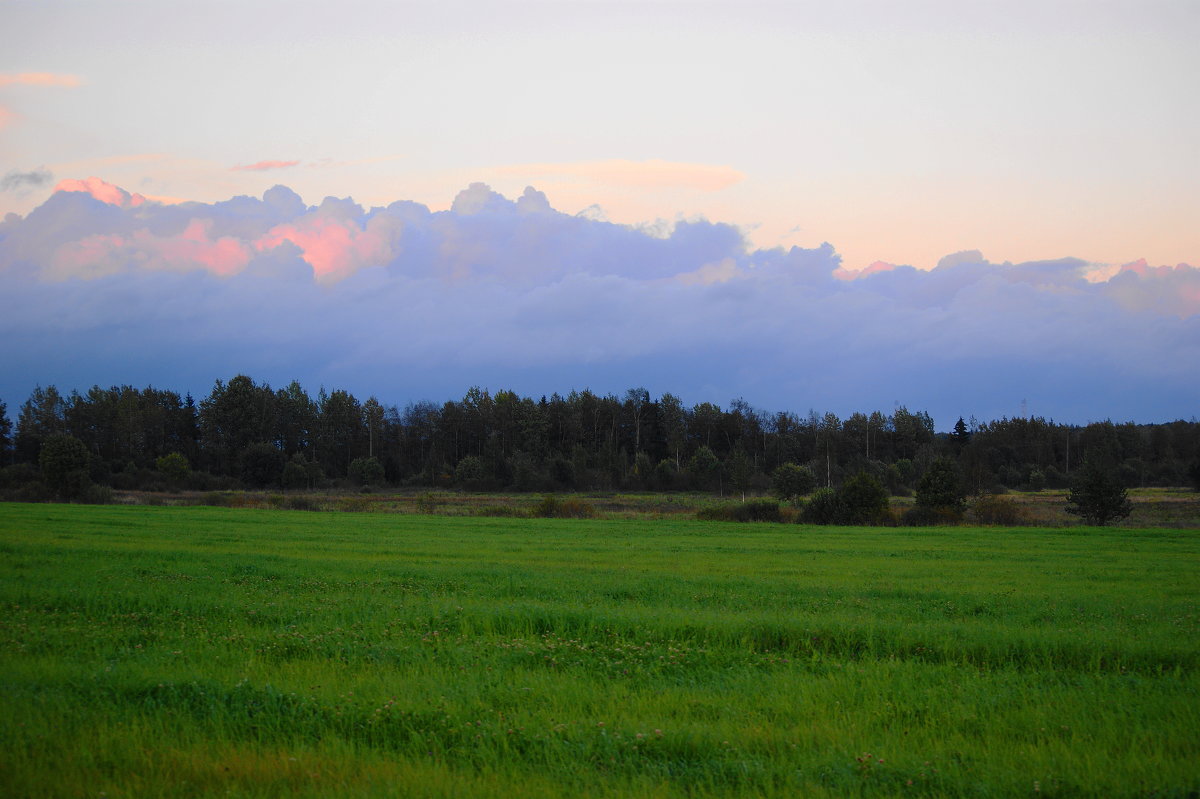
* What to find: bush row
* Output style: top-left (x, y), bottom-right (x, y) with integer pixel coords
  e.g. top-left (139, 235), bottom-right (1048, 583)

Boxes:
top-left (694, 493), bottom-right (1034, 527)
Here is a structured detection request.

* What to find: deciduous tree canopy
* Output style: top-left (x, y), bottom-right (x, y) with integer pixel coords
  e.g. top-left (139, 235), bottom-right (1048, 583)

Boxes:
top-left (1066, 459), bottom-right (1133, 526)
top-left (1, 376), bottom-right (1196, 507)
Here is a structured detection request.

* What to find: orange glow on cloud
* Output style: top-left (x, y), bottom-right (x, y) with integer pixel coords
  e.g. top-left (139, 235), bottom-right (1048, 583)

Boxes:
top-left (49, 233), bottom-right (127, 279)
top-left (140, 193), bottom-right (189, 206)
top-left (54, 177), bottom-right (147, 208)
top-left (0, 72), bottom-right (82, 87)
top-left (676, 258), bottom-right (742, 285)
top-left (139, 220), bottom-right (251, 276)
top-left (1083, 259), bottom-right (1195, 284)
top-left (255, 216), bottom-right (392, 281)
top-left (49, 220), bottom-right (252, 279)
top-left (231, 160), bottom-right (301, 172)
top-left (1117, 258), bottom-right (1185, 278)
top-left (833, 261), bottom-right (898, 280)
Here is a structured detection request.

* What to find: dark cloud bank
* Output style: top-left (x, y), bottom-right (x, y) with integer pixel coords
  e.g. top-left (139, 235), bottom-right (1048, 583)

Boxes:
top-left (1, 181), bottom-right (1196, 427)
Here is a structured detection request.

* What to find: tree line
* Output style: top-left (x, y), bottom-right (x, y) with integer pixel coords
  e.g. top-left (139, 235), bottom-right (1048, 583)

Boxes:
top-left (1, 376), bottom-right (1198, 499)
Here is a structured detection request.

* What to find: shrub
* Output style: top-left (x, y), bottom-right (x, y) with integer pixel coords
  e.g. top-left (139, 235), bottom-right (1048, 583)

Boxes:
top-left (283, 495), bottom-right (321, 511)
top-left (185, 471), bottom-right (236, 492)
top-left (455, 455), bottom-right (488, 489)
top-left (11, 480), bottom-right (52, 503)
top-left (550, 458), bottom-right (576, 489)
top-left (414, 493), bottom-right (440, 514)
top-left (695, 503), bottom-right (736, 522)
top-left (155, 452), bottom-right (190, 486)
top-left (696, 500), bottom-right (782, 523)
top-left (533, 495), bottom-right (596, 519)
top-left (969, 494), bottom-right (1030, 526)
top-left (110, 462), bottom-right (137, 490)
top-left (687, 446), bottom-right (720, 491)
top-left (533, 495), bottom-right (560, 517)
top-left (558, 498), bottom-right (596, 518)
top-left (732, 499), bottom-right (782, 523)
top-left (240, 443), bottom-right (284, 488)
top-left (282, 459), bottom-right (309, 491)
top-left (349, 456), bottom-right (385, 487)
top-left (510, 453), bottom-right (547, 492)
top-left (890, 459), bottom-right (915, 492)
top-left (902, 505), bottom-right (964, 526)
top-left (1043, 465), bottom-right (1070, 489)
top-left (476, 504), bottom-right (526, 518)
top-left (202, 491), bottom-right (237, 507)
top-left (800, 488), bottom-right (843, 525)
top-left (39, 433), bottom-right (91, 500)
top-left (772, 462), bottom-right (815, 502)
top-left (0, 463), bottom-right (39, 490)
top-left (81, 483), bottom-right (114, 505)
top-left (653, 459), bottom-right (677, 491)
top-left (1066, 459), bottom-right (1132, 526)
top-left (630, 452), bottom-right (655, 491)
top-left (915, 458), bottom-right (965, 513)
top-left (838, 472), bottom-right (890, 524)
top-left (798, 475), bottom-right (892, 526)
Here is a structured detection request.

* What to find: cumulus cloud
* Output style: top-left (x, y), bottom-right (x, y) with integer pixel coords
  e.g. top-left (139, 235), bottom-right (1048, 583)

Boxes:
top-left (0, 179), bottom-right (1196, 424)
top-left (231, 160), bottom-right (301, 172)
top-left (834, 260), bottom-right (899, 280)
top-left (53, 176), bottom-right (147, 207)
top-left (48, 219), bottom-right (254, 280)
top-left (254, 198), bottom-right (398, 282)
top-left (1, 168), bottom-right (53, 192)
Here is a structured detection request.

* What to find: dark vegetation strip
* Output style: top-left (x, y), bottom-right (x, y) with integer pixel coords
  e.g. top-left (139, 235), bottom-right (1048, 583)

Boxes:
top-left (2, 377), bottom-right (1198, 506)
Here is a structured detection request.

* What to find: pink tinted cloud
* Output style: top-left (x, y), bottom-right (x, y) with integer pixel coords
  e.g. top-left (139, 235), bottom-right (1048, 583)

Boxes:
top-left (0, 72), bottom-right (82, 87)
top-left (49, 233), bottom-right (128, 279)
top-left (139, 193), bottom-right (190, 205)
top-left (1116, 258), bottom-right (1187, 278)
top-left (231, 160), bottom-right (301, 172)
top-left (55, 177), bottom-right (147, 208)
top-left (255, 215), bottom-right (393, 281)
top-left (833, 260), bottom-right (899, 280)
top-left (0, 105), bottom-right (12, 130)
top-left (1106, 260), bottom-right (1200, 318)
top-left (676, 257), bottom-right (743, 286)
top-left (136, 220), bottom-right (252, 276)
top-left (49, 220), bottom-right (252, 279)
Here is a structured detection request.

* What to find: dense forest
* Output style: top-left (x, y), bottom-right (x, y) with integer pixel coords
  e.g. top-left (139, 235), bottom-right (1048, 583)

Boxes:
top-left (1, 376), bottom-right (1198, 498)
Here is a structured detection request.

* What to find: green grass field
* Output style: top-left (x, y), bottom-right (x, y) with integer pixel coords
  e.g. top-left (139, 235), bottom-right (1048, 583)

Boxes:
top-left (1, 503), bottom-right (1197, 797)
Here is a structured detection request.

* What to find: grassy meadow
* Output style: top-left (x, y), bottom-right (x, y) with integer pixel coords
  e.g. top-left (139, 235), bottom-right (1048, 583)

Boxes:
top-left (1, 503), bottom-right (1198, 797)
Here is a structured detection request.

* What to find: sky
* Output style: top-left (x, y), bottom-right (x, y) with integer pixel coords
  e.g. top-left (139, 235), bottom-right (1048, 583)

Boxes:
top-left (1, 0), bottom-right (1197, 427)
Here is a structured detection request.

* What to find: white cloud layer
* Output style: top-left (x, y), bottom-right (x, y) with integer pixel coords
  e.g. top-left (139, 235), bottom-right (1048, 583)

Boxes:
top-left (1, 179), bottom-right (1196, 425)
